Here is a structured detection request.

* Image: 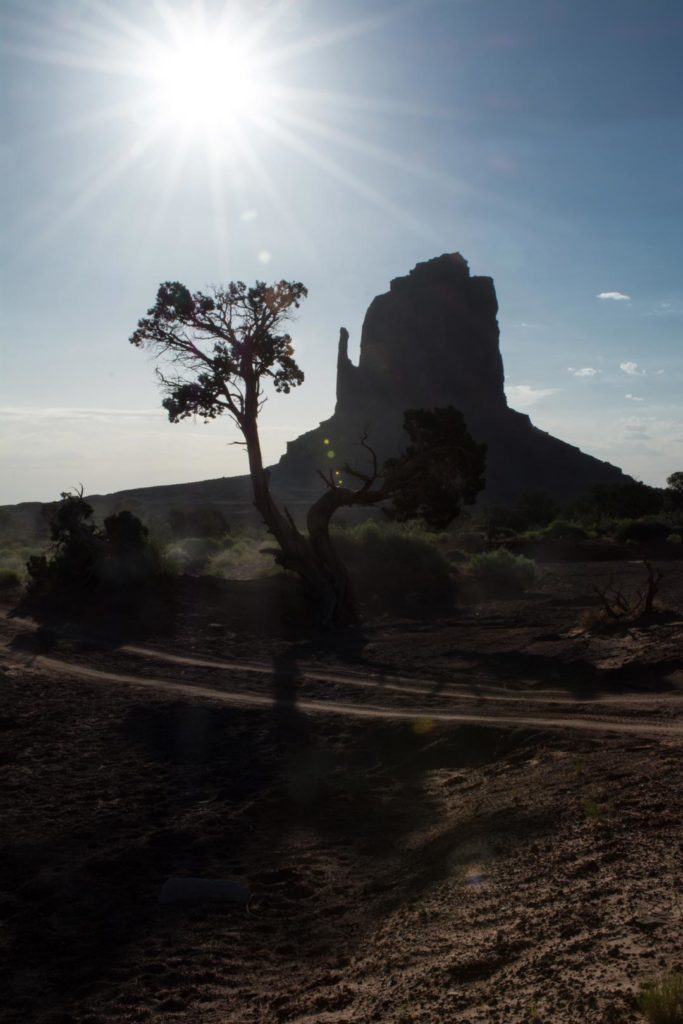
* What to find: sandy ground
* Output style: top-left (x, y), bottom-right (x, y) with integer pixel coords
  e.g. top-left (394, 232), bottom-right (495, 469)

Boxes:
top-left (1, 562), bottom-right (682, 1024)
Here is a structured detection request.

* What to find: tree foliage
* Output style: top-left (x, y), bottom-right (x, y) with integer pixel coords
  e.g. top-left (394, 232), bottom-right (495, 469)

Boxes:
top-left (130, 280), bottom-right (306, 427)
top-left (579, 481), bottom-right (664, 521)
top-left (381, 408), bottom-right (486, 529)
top-left (667, 472), bottom-right (683, 493)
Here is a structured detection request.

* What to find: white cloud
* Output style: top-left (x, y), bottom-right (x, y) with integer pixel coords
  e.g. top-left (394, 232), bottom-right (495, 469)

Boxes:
top-left (568, 367), bottom-right (599, 377)
top-left (625, 394), bottom-right (644, 402)
top-left (505, 384), bottom-right (562, 409)
top-left (258, 249), bottom-right (272, 263)
top-left (597, 291), bottom-right (630, 301)
top-left (620, 361), bottom-right (644, 376)
top-left (240, 209), bottom-right (257, 222)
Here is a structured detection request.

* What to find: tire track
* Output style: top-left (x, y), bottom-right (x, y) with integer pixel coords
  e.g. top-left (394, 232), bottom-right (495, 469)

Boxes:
top-left (6, 649), bottom-right (683, 740)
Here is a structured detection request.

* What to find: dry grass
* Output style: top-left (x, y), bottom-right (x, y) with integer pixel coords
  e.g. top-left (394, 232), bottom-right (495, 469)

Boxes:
top-left (638, 972), bottom-right (683, 1024)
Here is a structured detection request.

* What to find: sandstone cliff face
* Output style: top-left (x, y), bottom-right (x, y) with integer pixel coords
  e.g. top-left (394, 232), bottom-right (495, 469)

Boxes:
top-left (274, 254), bottom-right (629, 503)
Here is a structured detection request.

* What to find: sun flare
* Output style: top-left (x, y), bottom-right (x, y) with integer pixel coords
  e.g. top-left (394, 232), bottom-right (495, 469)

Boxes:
top-left (145, 28), bottom-right (269, 137)
top-left (6, 0), bottom-right (435, 258)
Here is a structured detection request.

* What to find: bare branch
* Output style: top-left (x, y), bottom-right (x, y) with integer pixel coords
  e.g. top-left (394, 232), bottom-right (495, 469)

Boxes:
top-left (316, 469), bottom-right (336, 491)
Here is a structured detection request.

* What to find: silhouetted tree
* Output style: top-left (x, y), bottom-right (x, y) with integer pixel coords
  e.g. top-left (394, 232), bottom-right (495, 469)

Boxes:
top-left (666, 471), bottom-right (683, 511)
top-left (580, 481), bottom-right (664, 523)
top-left (130, 280), bottom-right (486, 625)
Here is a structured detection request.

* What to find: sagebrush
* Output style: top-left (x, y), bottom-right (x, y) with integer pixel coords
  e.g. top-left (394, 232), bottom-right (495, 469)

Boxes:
top-left (468, 547), bottom-right (537, 592)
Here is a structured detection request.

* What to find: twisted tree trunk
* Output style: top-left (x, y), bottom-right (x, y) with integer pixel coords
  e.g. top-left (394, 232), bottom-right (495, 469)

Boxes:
top-left (244, 418), bottom-right (363, 626)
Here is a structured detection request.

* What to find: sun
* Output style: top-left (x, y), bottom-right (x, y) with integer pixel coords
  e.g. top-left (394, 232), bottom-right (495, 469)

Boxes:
top-left (144, 26), bottom-right (269, 138)
top-left (6, 0), bottom-right (442, 256)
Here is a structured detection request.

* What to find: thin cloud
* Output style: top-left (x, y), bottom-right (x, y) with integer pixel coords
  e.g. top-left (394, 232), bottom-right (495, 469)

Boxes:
top-left (505, 384), bottom-right (562, 409)
top-left (620, 361), bottom-right (644, 376)
top-left (625, 394), bottom-right (644, 402)
top-left (568, 367), bottom-right (599, 377)
top-left (0, 406), bottom-right (160, 422)
top-left (597, 291), bottom-right (630, 301)
top-left (648, 300), bottom-right (683, 317)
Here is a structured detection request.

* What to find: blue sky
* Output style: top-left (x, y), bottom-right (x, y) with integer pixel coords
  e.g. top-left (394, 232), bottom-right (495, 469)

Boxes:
top-left (1, 0), bottom-right (682, 504)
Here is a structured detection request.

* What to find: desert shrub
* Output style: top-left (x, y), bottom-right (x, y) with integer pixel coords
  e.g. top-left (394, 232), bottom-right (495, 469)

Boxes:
top-left (163, 536), bottom-right (223, 574)
top-left (591, 561), bottom-right (663, 625)
top-left (332, 521), bottom-right (452, 608)
top-left (542, 519), bottom-right (589, 542)
top-left (25, 490), bottom-right (165, 606)
top-left (638, 972), bottom-right (683, 1024)
top-left (469, 547), bottom-right (537, 592)
top-left (614, 518), bottom-right (672, 544)
top-left (0, 544), bottom-right (41, 580)
top-left (0, 568), bottom-right (21, 590)
top-left (98, 510), bottom-right (165, 585)
top-left (207, 534), bottom-right (281, 580)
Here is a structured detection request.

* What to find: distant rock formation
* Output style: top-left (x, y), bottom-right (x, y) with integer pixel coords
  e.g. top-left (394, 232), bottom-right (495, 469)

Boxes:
top-left (273, 253), bottom-right (629, 503)
top-left (2, 254), bottom-right (630, 527)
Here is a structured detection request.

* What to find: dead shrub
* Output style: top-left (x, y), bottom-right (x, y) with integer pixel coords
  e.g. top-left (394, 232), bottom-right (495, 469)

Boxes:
top-left (592, 561), bottom-right (663, 625)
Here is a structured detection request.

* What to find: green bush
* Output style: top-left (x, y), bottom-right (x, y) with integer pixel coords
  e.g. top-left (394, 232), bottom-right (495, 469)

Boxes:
top-left (638, 972), bottom-right (683, 1024)
top-left (469, 547), bottom-right (537, 592)
top-left (0, 568), bottom-right (21, 590)
top-left (542, 519), bottom-right (589, 542)
top-left (332, 521), bottom-right (452, 608)
top-left (205, 533), bottom-right (279, 580)
top-left (614, 518), bottom-right (672, 544)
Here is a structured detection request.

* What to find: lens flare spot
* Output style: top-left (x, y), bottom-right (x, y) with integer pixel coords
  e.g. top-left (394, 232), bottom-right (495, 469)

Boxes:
top-left (464, 865), bottom-right (485, 888)
top-left (327, 450), bottom-right (336, 459)
top-left (412, 718), bottom-right (434, 736)
top-left (323, 438), bottom-right (330, 445)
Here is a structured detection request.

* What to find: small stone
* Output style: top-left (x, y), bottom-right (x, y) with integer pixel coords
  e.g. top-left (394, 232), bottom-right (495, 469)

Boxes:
top-left (633, 912), bottom-right (668, 931)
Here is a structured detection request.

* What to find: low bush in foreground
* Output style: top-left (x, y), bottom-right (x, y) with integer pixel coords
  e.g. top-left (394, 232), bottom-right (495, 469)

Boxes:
top-left (638, 971), bottom-right (683, 1024)
top-left (332, 520), bottom-right (452, 610)
top-left (468, 547), bottom-right (537, 592)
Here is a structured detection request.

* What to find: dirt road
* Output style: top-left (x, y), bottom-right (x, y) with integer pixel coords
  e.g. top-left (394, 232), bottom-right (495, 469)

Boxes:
top-left (3, 610), bottom-right (683, 740)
